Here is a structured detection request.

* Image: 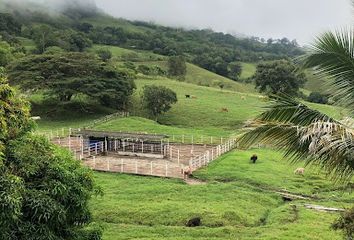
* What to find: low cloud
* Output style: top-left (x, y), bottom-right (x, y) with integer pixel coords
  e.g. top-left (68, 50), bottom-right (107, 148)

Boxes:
top-left (96, 0), bottom-right (353, 44)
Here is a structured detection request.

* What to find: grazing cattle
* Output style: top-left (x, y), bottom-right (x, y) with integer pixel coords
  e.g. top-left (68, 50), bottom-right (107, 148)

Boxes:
top-left (186, 217), bottom-right (201, 227)
top-left (185, 95), bottom-right (191, 98)
top-left (258, 95), bottom-right (269, 102)
top-left (250, 154), bottom-right (258, 164)
top-left (220, 108), bottom-right (229, 112)
top-left (294, 168), bottom-right (305, 175)
top-left (241, 96), bottom-right (246, 100)
top-left (182, 166), bottom-right (192, 179)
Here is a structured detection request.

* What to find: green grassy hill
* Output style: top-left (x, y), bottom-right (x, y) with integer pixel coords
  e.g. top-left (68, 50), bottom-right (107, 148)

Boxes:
top-left (91, 147), bottom-right (351, 240)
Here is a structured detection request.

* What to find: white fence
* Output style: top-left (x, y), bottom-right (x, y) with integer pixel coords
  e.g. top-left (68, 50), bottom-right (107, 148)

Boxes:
top-left (189, 138), bottom-right (238, 171)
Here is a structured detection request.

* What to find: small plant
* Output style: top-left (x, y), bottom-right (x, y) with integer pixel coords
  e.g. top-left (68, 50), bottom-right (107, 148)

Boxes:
top-left (332, 207), bottom-right (354, 240)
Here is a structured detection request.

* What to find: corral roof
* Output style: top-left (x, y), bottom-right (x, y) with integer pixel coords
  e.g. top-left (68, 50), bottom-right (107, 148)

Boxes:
top-left (75, 129), bottom-right (168, 141)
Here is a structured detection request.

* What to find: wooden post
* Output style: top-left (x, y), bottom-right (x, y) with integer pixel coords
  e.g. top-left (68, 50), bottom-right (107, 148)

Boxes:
top-left (123, 140), bottom-right (126, 152)
top-left (95, 143), bottom-right (98, 155)
top-left (68, 136), bottom-right (71, 151)
top-left (105, 138), bottom-right (108, 152)
top-left (132, 143), bottom-right (135, 152)
top-left (114, 140), bottom-right (117, 151)
top-left (177, 150), bottom-right (180, 164)
top-left (81, 138), bottom-right (84, 157)
top-left (142, 141), bottom-right (144, 153)
top-left (160, 140), bottom-right (163, 154)
top-left (165, 162), bottom-right (168, 177)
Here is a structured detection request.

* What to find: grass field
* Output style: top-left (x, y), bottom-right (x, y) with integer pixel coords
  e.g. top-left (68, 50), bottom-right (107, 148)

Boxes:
top-left (240, 62), bottom-right (257, 79)
top-left (91, 147), bottom-right (351, 239)
top-left (91, 77), bottom-right (346, 133)
top-left (24, 44), bottom-right (352, 239)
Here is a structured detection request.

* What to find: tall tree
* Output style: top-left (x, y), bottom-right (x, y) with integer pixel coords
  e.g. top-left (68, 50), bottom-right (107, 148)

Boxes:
top-left (167, 56), bottom-right (187, 79)
top-left (8, 52), bottom-right (136, 109)
top-left (228, 62), bottom-right (243, 80)
top-left (141, 85), bottom-right (177, 121)
top-left (0, 68), bottom-right (101, 240)
top-left (254, 60), bottom-right (307, 96)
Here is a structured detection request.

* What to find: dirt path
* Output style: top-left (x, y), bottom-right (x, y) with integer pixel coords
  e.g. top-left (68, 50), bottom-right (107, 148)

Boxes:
top-left (184, 178), bottom-right (207, 185)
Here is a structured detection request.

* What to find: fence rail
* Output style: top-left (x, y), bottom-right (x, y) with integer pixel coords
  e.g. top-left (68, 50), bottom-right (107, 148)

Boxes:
top-left (39, 127), bottom-right (232, 146)
top-left (189, 138), bottom-right (238, 171)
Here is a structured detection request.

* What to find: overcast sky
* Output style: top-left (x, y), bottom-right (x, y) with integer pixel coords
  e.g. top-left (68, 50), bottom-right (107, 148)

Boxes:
top-left (96, 0), bottom-right (353, 45)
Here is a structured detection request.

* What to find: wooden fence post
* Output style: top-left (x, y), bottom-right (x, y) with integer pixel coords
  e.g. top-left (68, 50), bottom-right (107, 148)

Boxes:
top-left (165, 162), bottom-right (168, 177)
top-left (177, 150), bottom-right (180, 164)
top-left (142, 141), bottom-right (144, 153)
top-left (68, 136), bottom-right (71, 151)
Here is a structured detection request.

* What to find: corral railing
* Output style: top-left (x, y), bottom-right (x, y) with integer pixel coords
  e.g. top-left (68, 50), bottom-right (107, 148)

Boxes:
top-left (84, 111), bottom-right (129, 129)
top-left (84, 156), bottom-right (184, 179)
top-left (189, 138), bottom-right (238, 171)
top-left (38, 127), bottom-right (232, 146)
top-left (51, 136), bottom-right (105, 160)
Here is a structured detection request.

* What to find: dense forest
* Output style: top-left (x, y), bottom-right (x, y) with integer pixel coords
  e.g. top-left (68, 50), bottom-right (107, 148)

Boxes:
top-left (0, 0), bottom-right (304, 79)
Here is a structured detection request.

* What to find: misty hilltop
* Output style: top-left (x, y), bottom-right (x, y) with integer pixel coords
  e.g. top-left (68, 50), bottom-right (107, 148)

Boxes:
top-left (2, 0), bottom-right (98, 16)
top-left (0, 0), bottom-right (303, 78)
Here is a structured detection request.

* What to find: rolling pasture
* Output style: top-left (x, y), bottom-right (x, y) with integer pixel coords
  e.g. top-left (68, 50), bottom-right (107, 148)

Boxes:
top-left (28, 44), bottom-right (352, 240)
top-left (91, 147), bottom-right (350, 239)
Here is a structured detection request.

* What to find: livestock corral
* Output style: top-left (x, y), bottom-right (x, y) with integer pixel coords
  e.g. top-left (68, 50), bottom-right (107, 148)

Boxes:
top-left (50, 128), bottom-right (237, 179)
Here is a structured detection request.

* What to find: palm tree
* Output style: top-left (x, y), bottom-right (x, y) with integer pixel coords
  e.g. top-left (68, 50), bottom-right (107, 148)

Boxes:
top-left (240, 30), bottom-right (354, 181)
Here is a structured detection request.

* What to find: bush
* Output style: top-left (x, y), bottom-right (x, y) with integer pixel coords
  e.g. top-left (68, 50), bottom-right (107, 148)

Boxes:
top-left (307, 92), bottom-right (328, 104)
top-left (332, 207), bottom-right (354, 240)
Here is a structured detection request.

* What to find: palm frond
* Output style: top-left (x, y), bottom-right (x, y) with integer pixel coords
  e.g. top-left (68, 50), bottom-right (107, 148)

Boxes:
top-left (257, 95), bottom-right (336, 126)
top-left (239, 96), bottom-right (354, 181)
top-left (302, 29), bottom-right (354, 109)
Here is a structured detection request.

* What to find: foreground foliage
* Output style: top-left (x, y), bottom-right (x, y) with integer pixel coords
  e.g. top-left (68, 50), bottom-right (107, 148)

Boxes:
top-left (0, 69), bottom-right (101, 239)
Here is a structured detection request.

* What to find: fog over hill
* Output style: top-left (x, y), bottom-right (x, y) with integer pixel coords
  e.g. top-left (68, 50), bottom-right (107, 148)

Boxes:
top-left (95, 0), bottom-right (353, 44)
top-left (2, 0), bottom-right (352, 44)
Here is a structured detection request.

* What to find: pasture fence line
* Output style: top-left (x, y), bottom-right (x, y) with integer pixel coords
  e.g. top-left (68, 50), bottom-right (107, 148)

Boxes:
top-left (189, 138), bottom-right (238, 171)
top-left (85, 156), bottom-right (184, 179)
top-left (37, 127), bottom-right (230, 146)
top-left (83, 111), bottom-right (129, 129)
